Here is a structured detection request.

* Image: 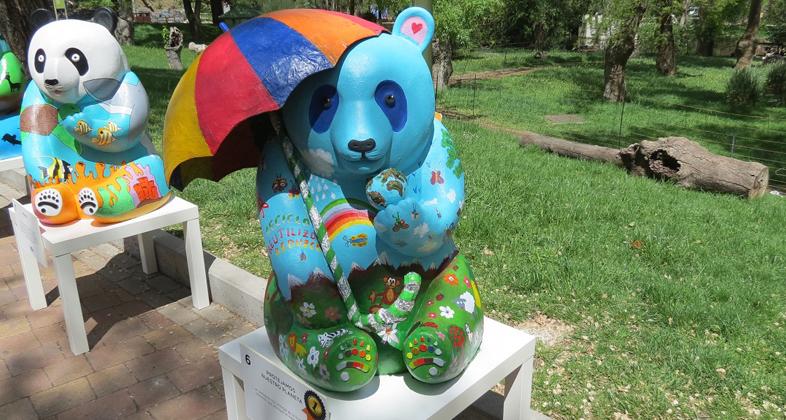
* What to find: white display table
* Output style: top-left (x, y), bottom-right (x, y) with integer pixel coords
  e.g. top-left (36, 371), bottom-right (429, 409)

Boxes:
top-left (0, 156), bottom-right (23, 172)
top-left (8, 196), bottom-right (210, 355)
top-left (219, 317), bottom-right (537, 420)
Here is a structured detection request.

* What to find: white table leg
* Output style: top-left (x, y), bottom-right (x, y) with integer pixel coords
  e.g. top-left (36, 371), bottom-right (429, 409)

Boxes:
top-left (54, 254), bottom-right (89, 355)
top-left (503, 357), bottom-right (534, 420)
top-left (222, 368), bottom-right (247, 420)
top-left (137, 231), bottom-right (158, 274)
top-left (183, 218), bottom-right (209, 309)
top-left (10, 210), bottom-right (47, 310)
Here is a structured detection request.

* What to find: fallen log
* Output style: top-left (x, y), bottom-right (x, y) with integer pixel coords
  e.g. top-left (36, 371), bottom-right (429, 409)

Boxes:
top-left (519, 134), bottom-right (769, 198)
top-left (519, 132), bottom-right (624, 167)
top-left (619, 137), bottom-right (769, 198)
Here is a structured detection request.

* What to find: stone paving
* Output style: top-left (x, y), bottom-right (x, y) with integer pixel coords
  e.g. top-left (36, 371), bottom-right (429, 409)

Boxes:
top-left (0, 186), bottom-right (256, 419)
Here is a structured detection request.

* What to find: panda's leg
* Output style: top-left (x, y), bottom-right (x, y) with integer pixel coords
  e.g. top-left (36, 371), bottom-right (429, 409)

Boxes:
top-left (264, 274), bottom-right (379, 392)
top-left (402, 254), bottom-right (484, 384)
top-left (89, 154), bottom-right (171, 223)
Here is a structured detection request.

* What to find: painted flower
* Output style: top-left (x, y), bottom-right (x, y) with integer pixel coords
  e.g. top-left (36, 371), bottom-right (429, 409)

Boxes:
top-left (319, 364), bottom-right (330, 380)
top-left (426, 299), bottom-right (434, 306)
top-left (301, 333), bottom-right (308, 343)
top-left (449, 325), bottom-right (466, 348)
top-left (324, 306), bottom-right (342, 322)
top-left (300, 302), bottom-right (316, 318)
top-left (444, 273), bottom-right (459, 286)
top-left (439, 306), bottom-right (455, 319)
top-left (428, 312), bottom-right (437, 319)
top-left (296, 358), bottom-right (305, 371)
top-left (463, 276), bottom-right (472, 288)
top-left (437, 331), bottom-right (446, 341)
top-left (381, 326), bottom-right (399, 345)
top-left (307, 346), bottom-right (320, 367)
top-left (436, 293), bottom-right (444, 301)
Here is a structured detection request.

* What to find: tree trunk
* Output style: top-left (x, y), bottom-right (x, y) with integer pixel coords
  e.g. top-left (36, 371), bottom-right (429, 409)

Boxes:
top-left (0, 0), bottom-right (50, 63)
top-left (183, 0), bottom-right (201, 42)
top-left (519, 134), bottom-right (769, 198)
top-left (656, 13), bottom-right (676, 75)
top-left (519, 132), bottom-right (624, 166)
top-left (164, 27), bottom-right (184, 70)
top-left (210, 0), bottom-right (223, 25)
top-left (619, 137), bottom-right (768, 198)
top-left (734, 0), bottom-right (763, 70)
top-left (114, 0), bottom-right (134, 45)
top-left (603, 4), bottom-right (647, 102)
top-left (432, 37), bottom-right (453, 90)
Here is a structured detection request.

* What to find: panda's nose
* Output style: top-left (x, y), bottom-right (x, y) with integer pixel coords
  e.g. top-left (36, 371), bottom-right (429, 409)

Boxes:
top-left (44, 79), bottom-right (59, 86)
top-left (348, 139), bottom-right (376, 153)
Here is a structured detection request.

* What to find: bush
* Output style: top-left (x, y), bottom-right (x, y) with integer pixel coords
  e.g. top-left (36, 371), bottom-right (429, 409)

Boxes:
top-left (765, 62), bottom-right (786, 103)
top-left (725, 68), bottom-right (760, 107)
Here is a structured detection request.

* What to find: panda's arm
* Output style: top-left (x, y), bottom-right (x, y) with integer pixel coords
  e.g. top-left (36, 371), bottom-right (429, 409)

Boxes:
top-left (257, 138), bottom-right (333, 301)
top-left (372, 119), bottom-right (464, 256)
top-left (61, 71), bottom-right (148, 151)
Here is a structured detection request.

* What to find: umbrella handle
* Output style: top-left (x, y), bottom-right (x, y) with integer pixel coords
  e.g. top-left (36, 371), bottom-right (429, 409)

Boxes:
top-left (278, 135), bottom-right (420, 349)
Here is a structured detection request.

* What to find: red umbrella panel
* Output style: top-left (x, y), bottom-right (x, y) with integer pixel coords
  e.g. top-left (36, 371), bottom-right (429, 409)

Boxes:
top-left (163, 9), bottom-right (385, 189)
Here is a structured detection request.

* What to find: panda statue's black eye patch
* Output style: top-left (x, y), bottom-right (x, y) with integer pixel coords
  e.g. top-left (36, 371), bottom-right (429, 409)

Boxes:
top-left (34, 49), bottom-right (46, 73)
top-left (64, 48), bottom-right (88, 75)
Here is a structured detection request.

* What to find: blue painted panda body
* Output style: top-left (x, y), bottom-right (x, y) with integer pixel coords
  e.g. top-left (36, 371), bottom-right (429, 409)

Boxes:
top-left (259, 8), bottom-right (483, 391)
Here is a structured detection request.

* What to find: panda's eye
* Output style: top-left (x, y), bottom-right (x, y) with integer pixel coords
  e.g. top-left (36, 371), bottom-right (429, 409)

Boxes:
top-left (34, 49), bottom-right (46, 73)
top-left (374, 81), bottom-right (407, 132)
top-left (309, 85), bottom-right (338, 134)
top-left (64, 48), bottom-right (89, 76)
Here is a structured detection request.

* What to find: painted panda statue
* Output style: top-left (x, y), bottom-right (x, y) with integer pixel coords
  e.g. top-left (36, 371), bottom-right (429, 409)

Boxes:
top-left (0, 36), bottom-right (25, 160)
top-left (20, 8), bottom-right (170, 224)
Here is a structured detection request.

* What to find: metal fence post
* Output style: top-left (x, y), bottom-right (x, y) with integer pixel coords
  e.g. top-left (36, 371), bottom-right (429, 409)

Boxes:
top-left (730, 135), bottom-right (736, 156)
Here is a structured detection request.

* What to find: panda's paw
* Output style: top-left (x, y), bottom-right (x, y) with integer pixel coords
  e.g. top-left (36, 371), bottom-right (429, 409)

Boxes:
top-left (32, 186), bottom-right (79, 225)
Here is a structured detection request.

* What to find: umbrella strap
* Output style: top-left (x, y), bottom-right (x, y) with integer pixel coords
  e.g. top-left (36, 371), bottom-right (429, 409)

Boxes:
top-left (278, 136), bottom-right (420, 350)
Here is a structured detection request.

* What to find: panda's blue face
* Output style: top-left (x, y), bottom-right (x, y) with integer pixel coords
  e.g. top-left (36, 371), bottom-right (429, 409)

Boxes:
top-left (282, 32), bottom-right (435, 179)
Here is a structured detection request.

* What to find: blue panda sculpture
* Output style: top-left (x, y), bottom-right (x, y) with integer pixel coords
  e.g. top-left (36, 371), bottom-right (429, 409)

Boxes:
top-left (258, 8), bottom-right (484, 391)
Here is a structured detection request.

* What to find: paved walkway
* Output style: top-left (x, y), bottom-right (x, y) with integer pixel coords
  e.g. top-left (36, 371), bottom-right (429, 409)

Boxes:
top-left (0, 185), bottom-right (256, 419)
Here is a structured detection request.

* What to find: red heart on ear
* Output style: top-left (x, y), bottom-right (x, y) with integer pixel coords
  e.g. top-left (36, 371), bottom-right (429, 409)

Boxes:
top-left (411, 22), bottom-right (423, 34)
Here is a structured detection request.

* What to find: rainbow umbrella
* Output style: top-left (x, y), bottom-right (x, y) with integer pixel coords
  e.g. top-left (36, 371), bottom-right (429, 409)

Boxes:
top-left (164, 9), bottom-right (386, 189)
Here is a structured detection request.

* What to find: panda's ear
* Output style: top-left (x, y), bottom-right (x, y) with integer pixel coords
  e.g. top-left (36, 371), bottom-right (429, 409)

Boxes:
top-left (30, 8), bottom-right (55, 33)
top-left (392, 7), bottom-right (434, 52)
top-left (92, 7), bottom-right (117, 34)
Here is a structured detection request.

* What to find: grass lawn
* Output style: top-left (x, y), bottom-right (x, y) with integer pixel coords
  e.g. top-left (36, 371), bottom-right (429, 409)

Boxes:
top-left (125, 43), bottom-right (786, 418)
top-left (440, 52), bottom-right (786, 190)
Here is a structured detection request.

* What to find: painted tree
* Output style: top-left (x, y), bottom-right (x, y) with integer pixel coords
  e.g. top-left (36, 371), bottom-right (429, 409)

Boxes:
top-left (601, 0), bottom-right (648, 101)
top-left (733, 0), bottom-right (763, 69)
top-left (0, 0), bottom-right (51, 62)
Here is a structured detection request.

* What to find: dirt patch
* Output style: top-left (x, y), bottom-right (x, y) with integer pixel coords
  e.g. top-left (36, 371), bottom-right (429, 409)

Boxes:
top-left (449, 67), bottom-right (539, 86)
top-left (516, 312), bottom-right (575, 347)
top-left (545, 114), bottom-right (586, 124)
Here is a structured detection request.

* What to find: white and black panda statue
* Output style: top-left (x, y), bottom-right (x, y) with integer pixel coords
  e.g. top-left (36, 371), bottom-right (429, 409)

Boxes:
top-left (20, 8), bottom-right (170, 224)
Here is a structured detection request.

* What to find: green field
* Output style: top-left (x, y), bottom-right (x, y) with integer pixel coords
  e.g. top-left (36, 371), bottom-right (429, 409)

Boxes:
top-left (126, 43), bottom-right (786, 418)
top-left (441, 51), bottom-right (786, 190)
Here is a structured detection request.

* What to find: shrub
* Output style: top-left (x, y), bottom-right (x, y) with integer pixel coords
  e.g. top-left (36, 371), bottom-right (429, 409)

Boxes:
top-left (725, 68), bottom-right (760, 107)
top-left (766, 62), bottom-right (786, 103)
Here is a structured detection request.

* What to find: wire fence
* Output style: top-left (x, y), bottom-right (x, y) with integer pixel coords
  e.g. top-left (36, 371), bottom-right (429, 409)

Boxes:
top-left (435, 64), bottom-right (786, 192)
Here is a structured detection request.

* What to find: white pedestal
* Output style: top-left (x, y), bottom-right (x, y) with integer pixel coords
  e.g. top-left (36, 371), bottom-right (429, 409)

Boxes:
top-left (0, 156), bottom-right (23, 172)
top-left (219, 317), bottom-right (537, 420)
top-left (8, 196), bottom-right (211, 355)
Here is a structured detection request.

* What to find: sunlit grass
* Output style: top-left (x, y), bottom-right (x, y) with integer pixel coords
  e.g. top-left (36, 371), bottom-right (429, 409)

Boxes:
top-left (126, 42), bottom-right (786, 418)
